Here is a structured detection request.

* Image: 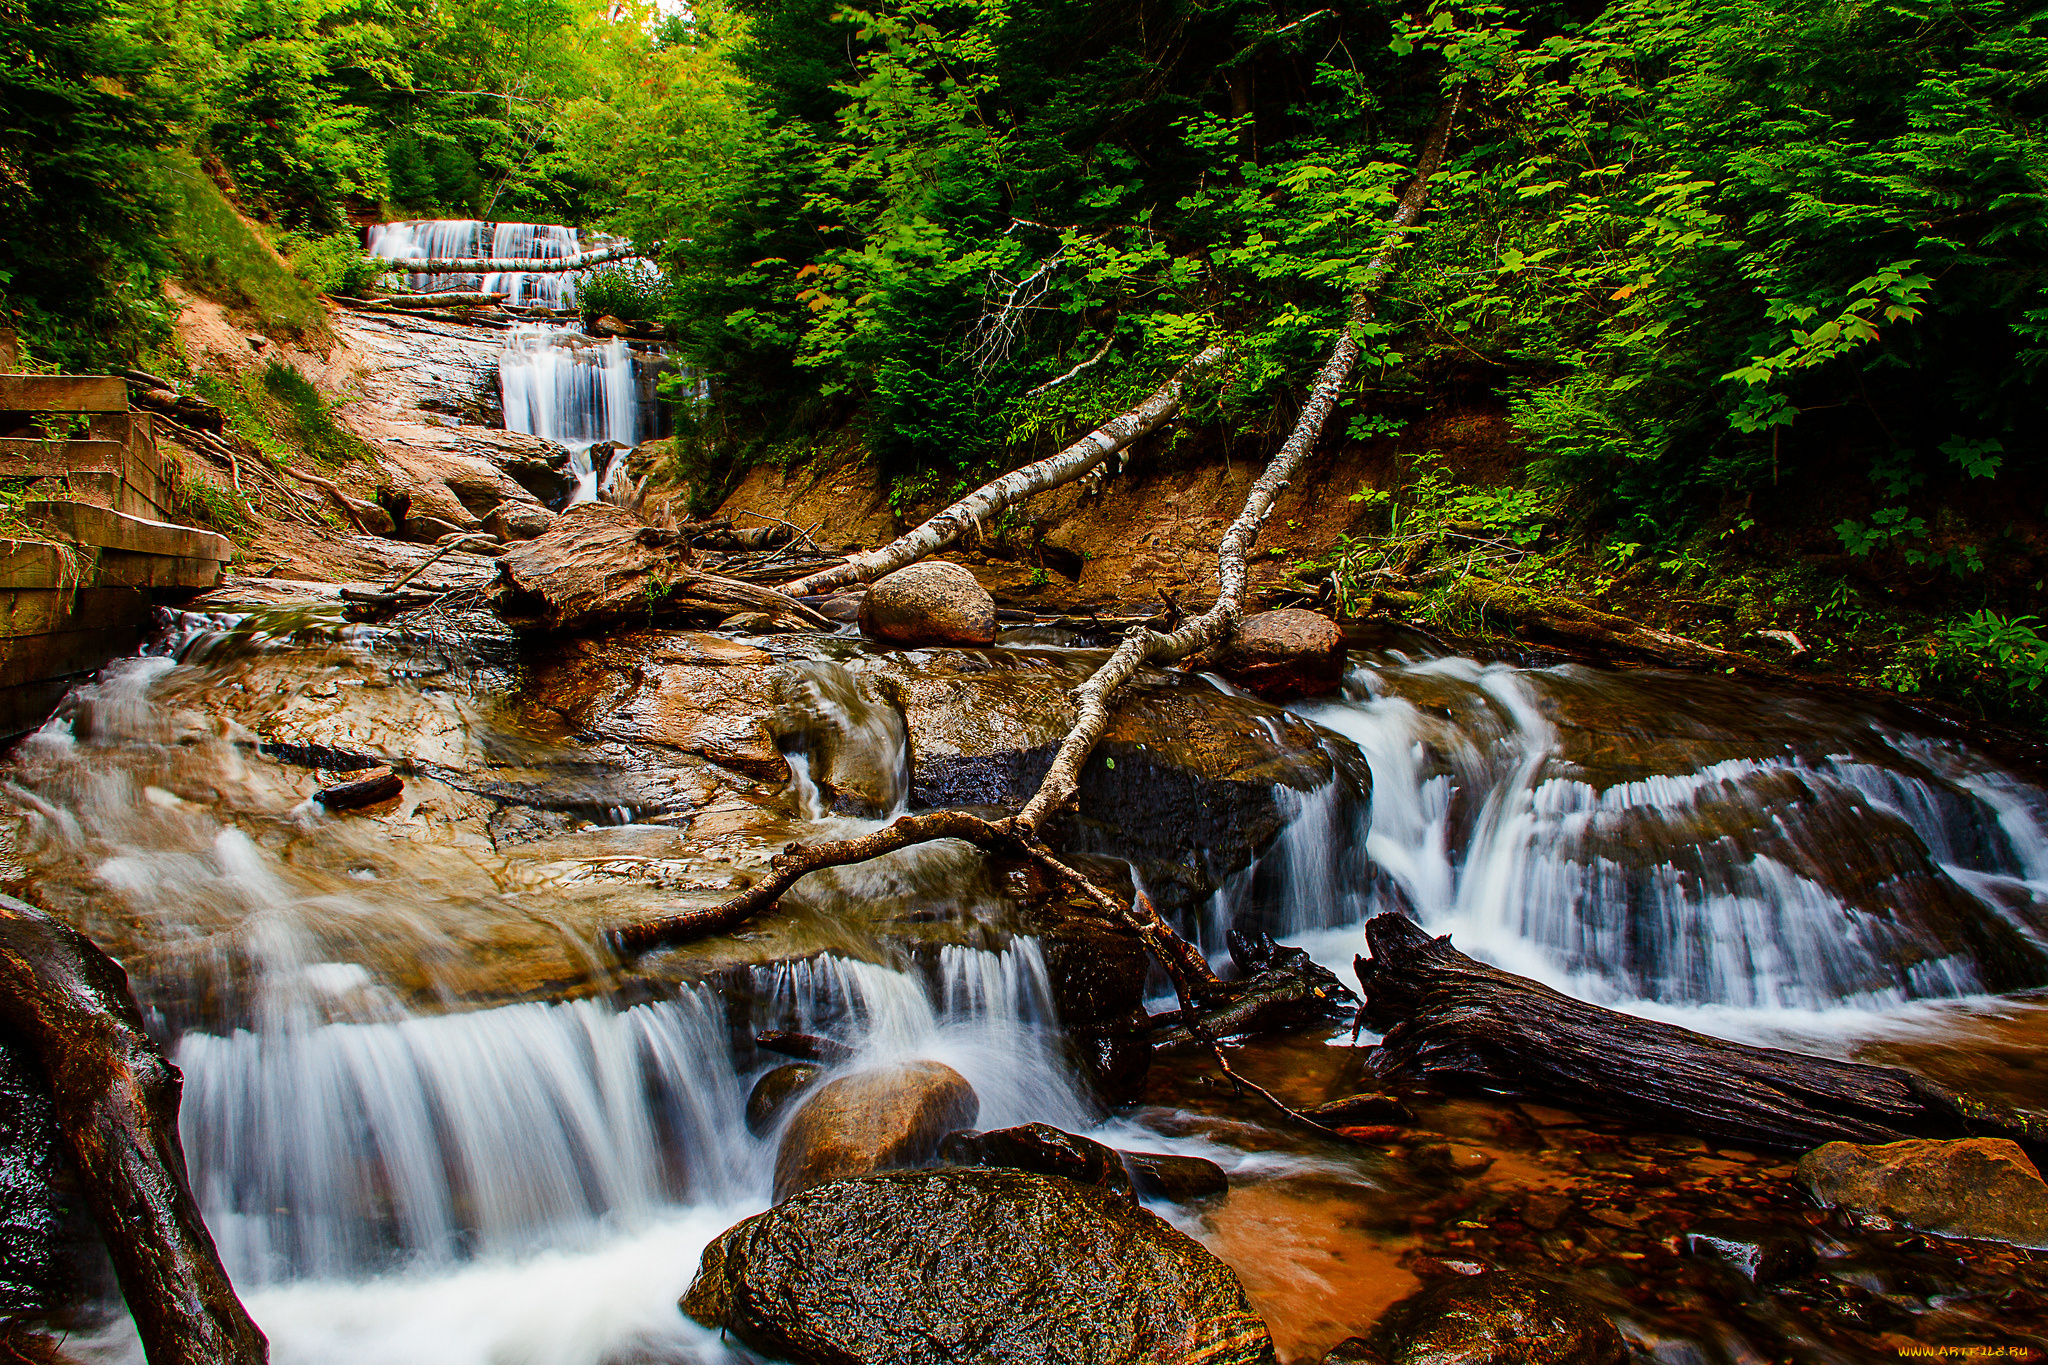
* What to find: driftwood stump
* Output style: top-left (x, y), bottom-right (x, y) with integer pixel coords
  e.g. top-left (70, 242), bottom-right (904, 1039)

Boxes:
top-left (0, 895), bottom-right (265, 1364)
top-left (1355, 913), bottom-right (2046, 1162)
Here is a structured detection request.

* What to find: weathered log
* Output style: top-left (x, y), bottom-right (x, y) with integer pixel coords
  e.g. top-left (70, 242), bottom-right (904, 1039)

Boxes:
top-left (492, 502), bottom-right (829, 632)
top-left (0, 895), bottom-right (266, 1364)
top-left (359, 292), bottom-right (511, 310)
top-left (373, 243), bottom-right (639, 273)
top-left (1355, 913), bottom-right (2048, 1160)
top-left (778, 344), bottom-right (1229, 597)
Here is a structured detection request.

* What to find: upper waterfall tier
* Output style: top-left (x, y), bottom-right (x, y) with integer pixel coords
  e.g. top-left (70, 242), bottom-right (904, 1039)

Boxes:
top-left (367, 220), bottom-right (589, 307)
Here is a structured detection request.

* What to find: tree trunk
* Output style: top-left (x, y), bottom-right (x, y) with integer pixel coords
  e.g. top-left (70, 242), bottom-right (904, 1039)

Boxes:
top-left (374, 243), bottom-right (639, 273)
top-left (1355, 912), bottom-right (2047, 1160)
top-left (0, 895), bottom-right (266, 1364)
top-left (778, 344), bottom-right (1229, 598)
top-left (366, 292), bottom-right (511, 309)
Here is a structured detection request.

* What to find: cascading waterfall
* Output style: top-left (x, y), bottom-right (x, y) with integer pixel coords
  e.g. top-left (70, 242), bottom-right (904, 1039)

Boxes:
top-left (22, 605), bottom-right (2048, 1363)
top-left (1220, 651), bottom-right (2048, 1022)
top-left (498, 324), bottom-right (641, 502)
top-left (366, 217), bottom-right (660, 505)
top-left (365, 220), bottom-right (586, 307)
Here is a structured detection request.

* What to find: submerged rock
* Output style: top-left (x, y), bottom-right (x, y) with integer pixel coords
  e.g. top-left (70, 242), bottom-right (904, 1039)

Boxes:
top-left (937, 1122), bottom-right (1133, 1198)
top-left (1796, 1137), bottom-right (2048, 1246)
top-left (774, 1061), bottom-right (979, 1201)
top-left (1334, 1271), bottom-right (1626, 1365)
top-left (858, 562), bottom-right (997, 648)
top-left (1208, 609), bottom-right (1345, 701)
top-left (684, 1167), bottom-right (1277, 1365)
top-left (1682, 1218), bottom-right (1816, 1284)
top-left (1121, 1150), bottom-right (1230, 1203)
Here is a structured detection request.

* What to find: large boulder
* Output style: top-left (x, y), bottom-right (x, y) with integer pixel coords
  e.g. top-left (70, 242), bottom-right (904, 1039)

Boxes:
top-left (774, 1061), bottom-right (979, 1201)
top-left (1796, 1137), bottom-right (2048, 1246)
top-left (1207, 609), bottom-right (1345, 701)
top-left (684, 1167), bottom-right (1277, 1365)
top-left (858, 562), bottom-right (997, 648)
top-left (1327, 1271), bottom-right (1626, 1365)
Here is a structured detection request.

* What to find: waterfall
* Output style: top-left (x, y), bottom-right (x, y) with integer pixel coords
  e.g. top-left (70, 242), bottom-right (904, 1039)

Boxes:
top-left (497, 324), bottom-right (640, 502)
top-left (365, 220), bottom-right (586, 307)
top-left (1237, 654), bottom-right (2048, 1017)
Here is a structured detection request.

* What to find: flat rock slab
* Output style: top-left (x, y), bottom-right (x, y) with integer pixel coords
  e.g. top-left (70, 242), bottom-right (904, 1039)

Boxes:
top-left (1797, 1137), bottom-right (2048, 1247)
top-left (685, 1166), bottom-right (1277, 1365)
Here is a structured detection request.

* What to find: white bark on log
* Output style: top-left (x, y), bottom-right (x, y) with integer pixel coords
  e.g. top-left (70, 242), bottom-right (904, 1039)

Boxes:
top-left (778, 344), bottom-right (1229, 597)
top-left (374, 243), bottom-right (641, 273)
top-left (1012, 98), bottom-right (1458, 833)
top-left (374, 292), bottom-right (511, 308)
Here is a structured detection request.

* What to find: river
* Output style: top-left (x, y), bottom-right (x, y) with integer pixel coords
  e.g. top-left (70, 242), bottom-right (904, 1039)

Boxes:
top-left (7, 601), bottom-right (2044, 1363)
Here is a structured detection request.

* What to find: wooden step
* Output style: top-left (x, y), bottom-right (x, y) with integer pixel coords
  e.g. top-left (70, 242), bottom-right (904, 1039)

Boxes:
top-left (0, 375), bottom-right (127, 413)
top-left (0, 439), bottom-right (125, 478)
top-left (23, 501), bottom-right (230, 564)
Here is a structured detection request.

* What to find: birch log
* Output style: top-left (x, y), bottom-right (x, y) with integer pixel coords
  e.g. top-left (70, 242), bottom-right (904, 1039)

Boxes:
top-left (1011, 96), bottom-right (1457, 833)
top-left (374, 243), bottom-right (641, 273)
top-left (779, 344), bottom-right (1229, 598)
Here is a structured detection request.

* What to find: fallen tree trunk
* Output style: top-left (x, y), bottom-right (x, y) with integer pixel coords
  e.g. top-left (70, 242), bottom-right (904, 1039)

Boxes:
top-left (613, 99), bottom-right (1458, 955)
top-left (373, 244), bottom-right (639, 273)
top-left (1355, 913), bottom-right (2047, 1160)
top-left (1447, 577), bottom-right (1790, 678)
top-left (355, 292), bottom-right (511, 310)
top-left (0, 894), bottom-right (266, 1364)
top-left (778, 344), bottom-right (1229, 597)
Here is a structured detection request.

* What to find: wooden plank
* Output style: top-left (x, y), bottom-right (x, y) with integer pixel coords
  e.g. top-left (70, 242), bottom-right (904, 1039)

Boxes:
top-left (94, 551), bottom-right (225, 590)
top-left (120, 476), bottom-right (173, 522)
top-left (0, 587), bottom-right (150, 642)
top-left (0, 540), bottom-right (74, 591)
top-left (22, 501), bottom-right (231, 563)
top-left (0, 676), bottom-right (81, 741)
top-left (86, 412), bottom-right (135, 443)
top-left (52, 472), bottom-right (121, 509)
top-left (0, 375), bottom-right (128, 413)
top-left (0, 441), bottom-right (125, 478)
top-left (0, 330), bottom-right (17, 372)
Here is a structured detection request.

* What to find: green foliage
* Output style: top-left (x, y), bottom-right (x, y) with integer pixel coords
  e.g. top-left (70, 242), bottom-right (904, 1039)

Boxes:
top-left (1882, 611), bottom-right (2048, 729)
top-left (577, 263), bottom-right (666, 323)
top-left (260, 360), bottom-right (372, 464)
top-left (0, 0), bottom-right (177, 365)
top-left (162, 155), bottom-right (332, 341)
top-left (277, 229), bottom-right (384, 296)
top-left (1308, 453), bottom-right (1556, 616)
top-left (173, 467), bottom-right (255, 538)
top-left (1406, 0), bottom-right (2047, 548)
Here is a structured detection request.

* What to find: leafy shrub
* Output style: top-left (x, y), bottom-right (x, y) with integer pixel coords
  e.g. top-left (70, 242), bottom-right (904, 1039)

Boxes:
top-left (277, 230), bottom-right (381, 297)
top-left (577, 263), bottom-right (667, 323)
top-left (1882, 611), bottom-right (2048, 728)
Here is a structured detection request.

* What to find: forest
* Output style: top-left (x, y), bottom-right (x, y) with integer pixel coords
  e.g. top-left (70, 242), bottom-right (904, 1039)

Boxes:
top-left (5, 0), bottom-right (2048, 725)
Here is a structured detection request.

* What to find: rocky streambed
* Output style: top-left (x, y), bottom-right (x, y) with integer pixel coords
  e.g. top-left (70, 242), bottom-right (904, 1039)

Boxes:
top-left (0, 578), bottom-right (2045, 1363)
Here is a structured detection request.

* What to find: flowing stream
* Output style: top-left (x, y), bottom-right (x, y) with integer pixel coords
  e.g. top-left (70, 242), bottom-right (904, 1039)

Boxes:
top-left (8, 612), bottom-right (2046, 1363)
